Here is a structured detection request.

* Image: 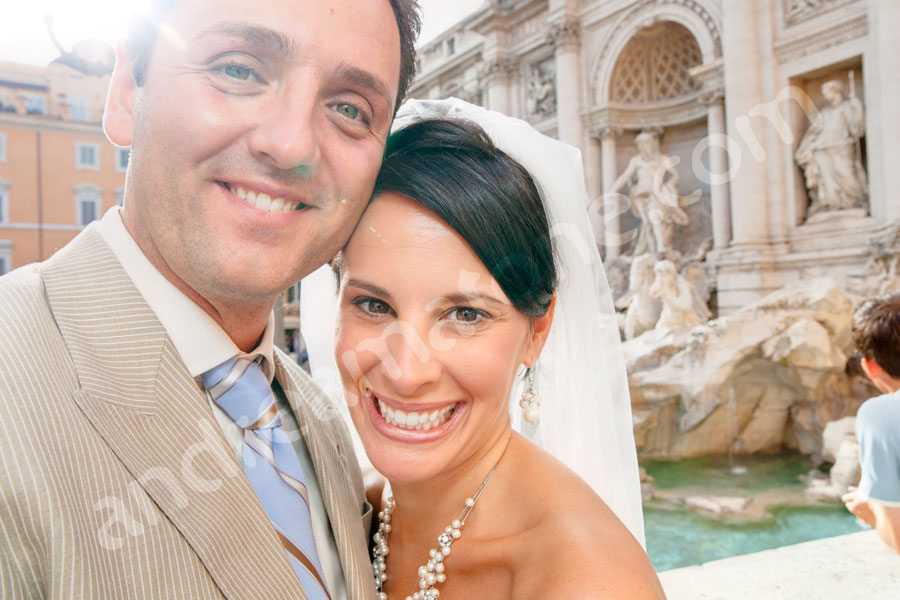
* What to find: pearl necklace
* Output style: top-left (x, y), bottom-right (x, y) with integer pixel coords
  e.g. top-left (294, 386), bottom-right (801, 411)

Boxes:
top-left (371, 457), bottom-right (503, 600)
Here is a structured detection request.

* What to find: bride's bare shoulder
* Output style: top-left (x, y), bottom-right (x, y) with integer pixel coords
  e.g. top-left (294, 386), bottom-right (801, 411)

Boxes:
top-left (506, 436), bottom-right (666, 599)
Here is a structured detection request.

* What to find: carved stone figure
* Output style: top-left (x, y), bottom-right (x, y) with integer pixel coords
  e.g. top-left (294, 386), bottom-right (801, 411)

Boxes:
top-left (618, 254), bottom-right (662, 340)
top-left (526, 62), bottom-right (556, 117)
top-left (649, 260), bottom-right (711, 331)
top-left (611, 131), bottom-right (690, 256)
top-left (795, 79), bottom-right (868, 218)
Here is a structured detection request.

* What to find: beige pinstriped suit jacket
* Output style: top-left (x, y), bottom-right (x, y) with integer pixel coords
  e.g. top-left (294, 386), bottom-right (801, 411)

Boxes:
top-left (0, 226), bottom-right (376, 599)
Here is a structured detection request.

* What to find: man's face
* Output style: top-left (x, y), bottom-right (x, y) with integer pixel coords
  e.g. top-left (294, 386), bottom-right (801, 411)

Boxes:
top-left (106, 0), bottom-right (401, 305)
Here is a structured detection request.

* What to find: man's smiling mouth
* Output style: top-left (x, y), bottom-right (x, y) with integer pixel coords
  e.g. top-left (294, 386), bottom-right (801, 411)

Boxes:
top-left (220, 182), bottom-right (310, 212)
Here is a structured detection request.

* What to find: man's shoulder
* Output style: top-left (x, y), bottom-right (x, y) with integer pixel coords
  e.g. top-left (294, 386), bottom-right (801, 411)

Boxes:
top-left (857, 391), bottom-right (900, 438)
top-left (0, 263), bottom-right (52, 330)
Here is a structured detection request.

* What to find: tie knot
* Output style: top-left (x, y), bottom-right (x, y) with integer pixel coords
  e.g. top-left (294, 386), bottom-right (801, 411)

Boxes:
top-left (202, 357), bottom-right (279, 429)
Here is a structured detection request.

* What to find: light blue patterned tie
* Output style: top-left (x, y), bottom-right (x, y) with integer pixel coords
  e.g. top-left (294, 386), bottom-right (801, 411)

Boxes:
top-left (202, 357), bottom-right (331, 600)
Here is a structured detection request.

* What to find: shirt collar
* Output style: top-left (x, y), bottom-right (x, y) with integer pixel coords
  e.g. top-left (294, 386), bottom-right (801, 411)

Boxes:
top-left (96, 207), bottom-right (276, 382)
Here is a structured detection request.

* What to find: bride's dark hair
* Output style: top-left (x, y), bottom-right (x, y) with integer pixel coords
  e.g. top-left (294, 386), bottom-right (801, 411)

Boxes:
top-left (372, 118), bottom-right (556, 318)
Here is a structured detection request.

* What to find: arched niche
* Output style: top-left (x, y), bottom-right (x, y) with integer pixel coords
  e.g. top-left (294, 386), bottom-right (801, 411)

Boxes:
top-left (590, 0), bottom-right (721, 108)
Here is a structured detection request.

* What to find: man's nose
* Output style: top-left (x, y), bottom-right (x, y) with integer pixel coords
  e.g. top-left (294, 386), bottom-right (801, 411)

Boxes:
top-left (247, 82), bottom-right (321, 176)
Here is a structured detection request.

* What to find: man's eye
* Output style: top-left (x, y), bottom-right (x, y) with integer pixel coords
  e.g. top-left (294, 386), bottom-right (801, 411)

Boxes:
top-left (334, 103), bottom-right (361, 120)
top-left (224, 65), bottom-right (253, 81)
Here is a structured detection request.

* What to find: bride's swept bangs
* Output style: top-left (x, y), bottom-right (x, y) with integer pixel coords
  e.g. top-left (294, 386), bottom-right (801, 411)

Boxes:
top-left (373, 118), bottom-right (557, 318)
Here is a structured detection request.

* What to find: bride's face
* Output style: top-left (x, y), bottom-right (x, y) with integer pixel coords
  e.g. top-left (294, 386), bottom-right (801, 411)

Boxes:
top-left (334, 192), bottom-right (551, 484)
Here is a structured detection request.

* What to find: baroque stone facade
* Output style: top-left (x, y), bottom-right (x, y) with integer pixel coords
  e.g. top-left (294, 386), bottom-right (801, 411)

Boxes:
top-left (409, 0), bottom-right (900, 315)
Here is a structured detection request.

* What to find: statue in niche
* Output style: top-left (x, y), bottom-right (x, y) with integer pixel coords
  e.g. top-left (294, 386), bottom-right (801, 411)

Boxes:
top-left (618, 254), bottom-right (662, 340)
top-left (650, 260), bottom-right (711, 331)
top-left (611, 131), bottom-right (690, 257)
top-left (795, 78), bottom-right (868, 218)
top-left (526, 62), bottom-right (556, 117)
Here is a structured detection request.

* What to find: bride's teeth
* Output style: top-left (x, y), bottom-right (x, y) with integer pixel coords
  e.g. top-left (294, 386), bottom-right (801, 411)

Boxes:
top-left (375, 395), bottom-right (458, 431)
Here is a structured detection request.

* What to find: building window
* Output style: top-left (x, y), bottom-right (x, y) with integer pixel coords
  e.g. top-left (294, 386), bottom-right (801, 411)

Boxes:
top-left (115, 147), bottom-right (130, 172)
top-left (114, 187), bottom-right (125, 207)
top-left (74, 183), bottom-right (102, 227)
top-left (0, 132), bottom-right (6, 162)
top-left (75, 142), bottom-right (101, 170)
top-left (68, 96), bottom-right (87, 122)
top-left (0, 241), bottom-right (11, 276)
top-left (0, 178), bottom-right (9, 225)
top-left (447, 38), bottom-right (456, 56)
top-left (416, 59), bottom-right (422, 74)
top-left (24, 95), bottom-right (46, 115)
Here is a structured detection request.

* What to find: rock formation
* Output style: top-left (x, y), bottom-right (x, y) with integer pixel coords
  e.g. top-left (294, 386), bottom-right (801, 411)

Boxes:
top-left (627, 278), bottom-right (874, 459)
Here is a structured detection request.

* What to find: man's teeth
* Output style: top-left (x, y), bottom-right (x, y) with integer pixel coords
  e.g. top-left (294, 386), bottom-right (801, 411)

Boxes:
top-left (377, 399), bottom-right (455, 431)
top-left (232, 185), bottom-right (299, 212)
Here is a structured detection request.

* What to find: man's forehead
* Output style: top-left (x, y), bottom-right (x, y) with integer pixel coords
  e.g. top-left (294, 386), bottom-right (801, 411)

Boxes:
top-left (159, 0), bottom-right (401, 95)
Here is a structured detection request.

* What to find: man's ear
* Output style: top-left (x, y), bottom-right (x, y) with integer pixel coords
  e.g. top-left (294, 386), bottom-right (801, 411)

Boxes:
top-left (523, 293), bottom-right (557, 368)
top-left (103, 43), bottom-right (137, 148)
top-left (861, 356), bottom-right (883, 382)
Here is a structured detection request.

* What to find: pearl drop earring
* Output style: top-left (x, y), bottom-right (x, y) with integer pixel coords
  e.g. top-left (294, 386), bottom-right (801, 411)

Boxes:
top-left (519, 367), bottom-right (540, 424)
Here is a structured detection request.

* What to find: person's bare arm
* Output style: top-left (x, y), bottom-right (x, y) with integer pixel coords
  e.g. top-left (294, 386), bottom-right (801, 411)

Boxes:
top-left (843, 487), bottom-right (900, 553)
top-left (611, 158), bottom-right (638, 194)
top-left (871, 502), bottom-right (900, 553)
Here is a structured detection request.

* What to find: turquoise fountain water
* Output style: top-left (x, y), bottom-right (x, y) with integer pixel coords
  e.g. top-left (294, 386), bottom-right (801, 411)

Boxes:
top-left (642, 453), bottom-right (866, 571)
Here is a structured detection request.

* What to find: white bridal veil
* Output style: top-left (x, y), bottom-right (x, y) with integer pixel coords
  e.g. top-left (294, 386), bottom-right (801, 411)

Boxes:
top-left (300, 98), bottom-right (644, 547)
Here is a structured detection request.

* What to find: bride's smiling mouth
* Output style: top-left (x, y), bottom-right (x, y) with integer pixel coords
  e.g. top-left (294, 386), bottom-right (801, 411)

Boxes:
top-left (363, 388), bottom-right (464, 441)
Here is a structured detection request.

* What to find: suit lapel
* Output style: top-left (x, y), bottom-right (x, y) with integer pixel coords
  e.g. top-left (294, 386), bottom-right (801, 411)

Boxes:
top-left (42, 228), bottom-right (307, 600)
top-left (275, 352), bottom-right (376, 599)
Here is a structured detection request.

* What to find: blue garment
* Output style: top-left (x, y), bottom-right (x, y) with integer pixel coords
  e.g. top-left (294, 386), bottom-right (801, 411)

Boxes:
top-left (856, 390), bottom-right (900, 504)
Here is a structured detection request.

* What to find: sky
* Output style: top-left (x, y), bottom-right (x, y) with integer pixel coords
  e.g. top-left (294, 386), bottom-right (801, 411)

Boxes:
top-left (0, 0), bottom-right (486, 66)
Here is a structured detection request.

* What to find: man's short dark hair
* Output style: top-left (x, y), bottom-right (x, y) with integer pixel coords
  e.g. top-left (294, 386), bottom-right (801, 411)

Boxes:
top-left (852, 292), bottom-right (900, 379)
top-left (126, 0), bottom-right (421, 113)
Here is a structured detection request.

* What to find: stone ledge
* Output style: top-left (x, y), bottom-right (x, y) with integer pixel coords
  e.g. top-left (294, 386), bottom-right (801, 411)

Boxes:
top-left (659, 530), bottom-right (900, 599)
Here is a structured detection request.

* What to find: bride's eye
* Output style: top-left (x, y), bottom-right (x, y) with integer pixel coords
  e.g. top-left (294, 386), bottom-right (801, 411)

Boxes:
top-left (446, 306), bottom-right (489, 324)
top-left (352, 297), bottom-right (394, 317)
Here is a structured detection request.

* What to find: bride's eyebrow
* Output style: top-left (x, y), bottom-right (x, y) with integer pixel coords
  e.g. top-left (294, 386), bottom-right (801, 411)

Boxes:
top-left (345, 278), bottom-right (394, 302)
top-left (442, 293), bottom-right (504, 306)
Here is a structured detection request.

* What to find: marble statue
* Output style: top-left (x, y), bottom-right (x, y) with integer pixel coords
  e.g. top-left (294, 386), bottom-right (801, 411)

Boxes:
top-left (526, 63), bottom-right (556, 117)
top-left (611, 131), bottom-right (690, 256)
top-left (649, 260), bottom-right (711, 331)
top-left (619, 254), bottom-right (662, 339)
top-left (795, 79), bottom-right (868, 217)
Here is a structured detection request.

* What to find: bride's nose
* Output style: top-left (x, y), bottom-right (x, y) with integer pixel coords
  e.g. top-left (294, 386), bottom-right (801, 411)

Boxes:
top-left (381, 324), bottom-right (441, 396)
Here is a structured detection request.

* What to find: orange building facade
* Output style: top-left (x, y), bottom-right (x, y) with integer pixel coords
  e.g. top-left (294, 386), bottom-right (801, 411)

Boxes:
top-left (0, 60), bottom-right (126, 275)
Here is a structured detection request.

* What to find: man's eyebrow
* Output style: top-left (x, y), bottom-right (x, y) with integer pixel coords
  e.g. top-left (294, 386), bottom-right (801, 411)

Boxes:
top-left (197, 23), bottom-right (298, 59)
top-left (334, 62), bottom-right (395, 111)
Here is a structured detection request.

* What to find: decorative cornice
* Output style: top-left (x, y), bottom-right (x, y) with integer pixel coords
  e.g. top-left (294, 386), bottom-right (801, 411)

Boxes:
top-left (587, 96), bottom-right (708, 131)
top-left (0, 112), bottom-right (105, 136)
top-left (697, 87), bottom-right (725, 107)
top-left (774, 13), bottom-right (868, 64)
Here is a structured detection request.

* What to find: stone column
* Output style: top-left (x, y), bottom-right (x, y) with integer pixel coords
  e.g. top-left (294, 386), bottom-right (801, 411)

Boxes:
top-left (721, 1), bottom-right (769, 245)
top-left (550, 18), bottom-right (584, 151)
top-left (700, 89), bottom-right (732, 249)
top-left (601, 127), bottom-right (623, 259)
top-left (479, 56), bottom-right (515, 116)
top-left (867, 0), bottom-right (900, 221)
top-left (584, 133), bottom-right (604, 251)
